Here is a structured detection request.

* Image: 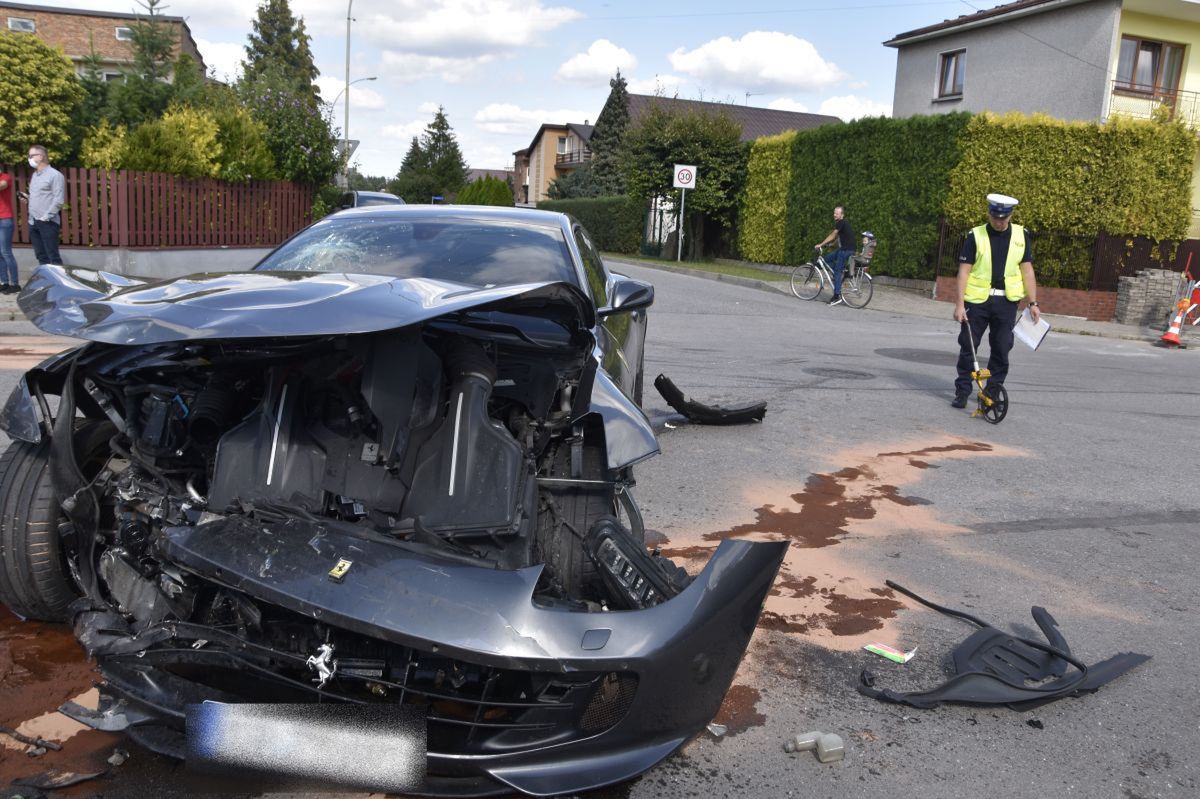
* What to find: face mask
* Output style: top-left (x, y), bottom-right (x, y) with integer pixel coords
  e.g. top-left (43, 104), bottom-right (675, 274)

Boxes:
top-left (28, 158), bottom-right (38, 168)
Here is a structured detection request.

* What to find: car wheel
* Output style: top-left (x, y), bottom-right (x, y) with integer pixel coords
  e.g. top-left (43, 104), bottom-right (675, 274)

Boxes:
top-left (0, 421), bottom-right (113, 622)
top-left (534, 441), bottom-right (617, 599)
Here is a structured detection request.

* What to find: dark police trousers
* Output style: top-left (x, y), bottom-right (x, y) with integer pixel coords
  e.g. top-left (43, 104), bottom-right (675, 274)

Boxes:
top-left (956, 295), bottom-right (1018, 397)
top-left (29, 219), bottom-right (62, 265)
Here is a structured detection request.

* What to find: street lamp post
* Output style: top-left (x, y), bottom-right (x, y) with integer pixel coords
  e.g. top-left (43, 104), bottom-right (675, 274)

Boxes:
top-left (332, 76), bottom-right (376, 181)
top-left (344, 0), bottom-right (353, 183)
top-left (331, 76), bottom-right (376, 109)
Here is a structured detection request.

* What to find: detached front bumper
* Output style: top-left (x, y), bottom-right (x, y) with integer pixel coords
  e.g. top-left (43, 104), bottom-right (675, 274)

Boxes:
top-left (70, 517), bottom-right (786, 796)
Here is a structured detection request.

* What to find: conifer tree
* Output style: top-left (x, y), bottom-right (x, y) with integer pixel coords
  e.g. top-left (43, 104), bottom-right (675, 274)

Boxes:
top-left (590, 70), bottom-right (631, 194)
top-left (242, 0), bottom-right (320, 102)
top-left (391, 110), bottom-right (469, 202)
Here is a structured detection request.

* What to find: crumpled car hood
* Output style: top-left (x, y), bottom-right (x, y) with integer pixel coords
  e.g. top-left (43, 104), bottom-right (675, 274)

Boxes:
top-left (18, 265), bottom-right (595, 345)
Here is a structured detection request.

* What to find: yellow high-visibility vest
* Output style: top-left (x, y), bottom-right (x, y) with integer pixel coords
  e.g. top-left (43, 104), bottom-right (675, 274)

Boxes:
top-left (964, 223), bottom-right (1028, 303)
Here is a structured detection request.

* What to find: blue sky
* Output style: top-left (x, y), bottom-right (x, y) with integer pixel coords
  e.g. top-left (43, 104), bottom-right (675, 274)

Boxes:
top-left (39, 0), bottom-right (980, 176)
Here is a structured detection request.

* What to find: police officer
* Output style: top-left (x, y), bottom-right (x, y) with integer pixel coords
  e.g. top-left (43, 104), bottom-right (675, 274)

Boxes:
top-left (951, 193), bottom-right (1040, 408)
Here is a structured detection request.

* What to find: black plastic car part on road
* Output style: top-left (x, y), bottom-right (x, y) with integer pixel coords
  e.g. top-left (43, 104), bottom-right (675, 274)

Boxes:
top-left (0, 207), bottom-right (785, 796)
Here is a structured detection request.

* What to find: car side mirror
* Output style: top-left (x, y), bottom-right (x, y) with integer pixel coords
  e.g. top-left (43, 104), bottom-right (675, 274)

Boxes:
top-left (599, 277), bottom-right (654, 316)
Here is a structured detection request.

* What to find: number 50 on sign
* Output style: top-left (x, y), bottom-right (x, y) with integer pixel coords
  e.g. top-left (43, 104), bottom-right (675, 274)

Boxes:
top-left (673, 165), bottom-right (697, 189)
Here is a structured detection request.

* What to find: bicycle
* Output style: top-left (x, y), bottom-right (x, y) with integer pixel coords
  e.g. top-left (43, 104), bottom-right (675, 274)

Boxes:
top-left (790, 242), bottom-right (874, 308)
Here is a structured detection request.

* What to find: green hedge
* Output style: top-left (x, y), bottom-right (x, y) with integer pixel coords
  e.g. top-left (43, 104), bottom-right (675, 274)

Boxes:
top-left (738, 131), bottom-right (795, 264)
top-left (782, 114), bottom-right (971, 278)
top-left (457, 174), bottom-right (514, 206)
top-left (537, 196), bottom-right (644, 253)
top-left (945, 112), bottom-right (1197, 287)
top-left (946, 111), bottom-right (1195, 238)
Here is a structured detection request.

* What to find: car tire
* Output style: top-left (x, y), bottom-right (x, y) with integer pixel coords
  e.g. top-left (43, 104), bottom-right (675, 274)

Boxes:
top-left (0, 421), bottom-right (113, 622)
top-left (534, 441), bottom-right (615, 599)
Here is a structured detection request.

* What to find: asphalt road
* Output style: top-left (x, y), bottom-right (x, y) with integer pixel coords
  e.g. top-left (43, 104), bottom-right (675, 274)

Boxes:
top-left (0, 263), bottom-right (1198, 799)
top-left (611, 261), bottom-right (1200, 799)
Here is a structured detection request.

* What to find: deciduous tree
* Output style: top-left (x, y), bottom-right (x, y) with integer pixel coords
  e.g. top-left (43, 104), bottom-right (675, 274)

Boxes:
top-left (620, 100), bottom-right (747, 259)
top-left (0, 31), bottom-right (84, 165)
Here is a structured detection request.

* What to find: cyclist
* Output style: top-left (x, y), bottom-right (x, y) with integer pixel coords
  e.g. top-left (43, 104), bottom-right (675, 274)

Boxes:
top-left (815, 206), bottom-right (855, 306)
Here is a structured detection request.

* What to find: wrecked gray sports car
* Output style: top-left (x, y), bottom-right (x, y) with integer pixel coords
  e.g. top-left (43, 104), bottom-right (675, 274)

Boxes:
top-left (0, 206), bottom-right (785, 795)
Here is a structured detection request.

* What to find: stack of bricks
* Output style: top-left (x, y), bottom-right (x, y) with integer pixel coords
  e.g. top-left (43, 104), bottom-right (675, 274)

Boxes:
top-left (1115, 269), bottom-right (1183, 327)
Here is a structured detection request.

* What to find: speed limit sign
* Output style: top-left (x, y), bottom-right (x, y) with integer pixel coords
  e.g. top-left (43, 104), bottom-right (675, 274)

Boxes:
top-left (673, 164), bottom-right (697, 189)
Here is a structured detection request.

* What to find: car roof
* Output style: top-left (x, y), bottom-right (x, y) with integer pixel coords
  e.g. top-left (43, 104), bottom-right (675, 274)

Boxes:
top-left (329, 204), bottom-right (571, 229)
top-left (351, 190), bottom-right (403, 200)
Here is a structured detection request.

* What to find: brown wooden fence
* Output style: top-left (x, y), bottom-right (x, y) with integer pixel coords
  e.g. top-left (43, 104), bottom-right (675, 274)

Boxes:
top-left (6, 167), bottom-right (313, 249)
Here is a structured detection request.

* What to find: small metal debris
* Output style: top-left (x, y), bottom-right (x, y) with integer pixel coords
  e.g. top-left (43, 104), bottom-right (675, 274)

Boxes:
top-left (0, 725), bottom-right (63, 751)
top-left (13, 769), bottom-right (106, 790)
top-left (706, 722), bottom-right (727, 737)
top-left (107, 748), bottom-right (129, 766)
top-left (27, 746), bottom-right (47, 757)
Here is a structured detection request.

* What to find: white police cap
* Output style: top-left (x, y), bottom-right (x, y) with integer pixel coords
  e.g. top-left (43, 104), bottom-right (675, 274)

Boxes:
top-left (986, 193), bottom-right (1019, 217)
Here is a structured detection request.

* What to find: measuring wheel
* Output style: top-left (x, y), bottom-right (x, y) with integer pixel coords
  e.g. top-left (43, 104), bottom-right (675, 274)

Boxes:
top-left (977, 384), bottom-right (1008, 424)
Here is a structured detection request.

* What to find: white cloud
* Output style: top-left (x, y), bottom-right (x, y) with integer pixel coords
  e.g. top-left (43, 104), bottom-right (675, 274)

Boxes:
top-left (768, 98), bottom-right (809, 113)
top-left (626, 74), bottom-right (685, 96)
top-left (195, 39), bottom-right (244, 83)
top-left (669, 31), bottom-right (844, 92)
top-left (557, 40), bottom-right (636, 84)
top-left (818, 95), bottom-right (892, 120)
top-left (474, 103), bottom-right (591, 135)
top-left (361, 0), bottom-right (581, 57)
top-left (417, 102), bottom-right (441, 115)
top-left (379, 51), bottom-right (496, 83)
top-left (381, 120), bottom-right (430, 143)
top-left (315, 76), bottom-right (386, 110)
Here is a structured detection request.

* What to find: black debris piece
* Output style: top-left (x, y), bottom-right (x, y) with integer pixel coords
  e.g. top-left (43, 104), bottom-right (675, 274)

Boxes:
top-left (654, 375), bottom-right (766, 425)
top-left (857, 581), bottom-right (1149, 711)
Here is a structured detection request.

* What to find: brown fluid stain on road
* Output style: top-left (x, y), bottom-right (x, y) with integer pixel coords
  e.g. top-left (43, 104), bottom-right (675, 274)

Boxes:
top-left (0, 335), bottom-right (76, 371)
top-left (710, 684), bottom-right (765, 739)
top-left (661, 436), bottom-right (1026, 651)
top-left (0, 335), bottom-right (76, 370)
top-left (0, 606), bottom-right (117, 788)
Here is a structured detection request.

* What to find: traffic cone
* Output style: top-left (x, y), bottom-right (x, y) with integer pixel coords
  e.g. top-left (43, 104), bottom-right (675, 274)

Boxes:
top-left (1160, 303), bottom-right (1186, 347)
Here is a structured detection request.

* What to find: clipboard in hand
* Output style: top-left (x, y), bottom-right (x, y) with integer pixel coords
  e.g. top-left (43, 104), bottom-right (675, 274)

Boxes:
top-left (1013, 307), bottom-right (1050, 350)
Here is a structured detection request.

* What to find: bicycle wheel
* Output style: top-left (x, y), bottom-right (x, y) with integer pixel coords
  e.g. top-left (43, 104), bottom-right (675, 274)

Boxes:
top-left (790, 264), bottom-right (823, 300)
top-left (841, 272), bottom-right (874, 308)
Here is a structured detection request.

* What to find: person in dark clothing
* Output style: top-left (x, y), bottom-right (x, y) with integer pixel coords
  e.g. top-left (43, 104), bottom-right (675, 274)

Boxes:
top-left (816, 206), bottom-right (854, 306)
top-left (951, 193), bottom-right (1041, 409)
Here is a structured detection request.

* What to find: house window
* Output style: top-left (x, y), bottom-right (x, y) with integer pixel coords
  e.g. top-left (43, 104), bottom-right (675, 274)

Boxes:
top-left (938, 49), bottom-right (966, 98)
top-left (7, 17), bottom-right (36, 32)
top-left (103, 72), bottom-right (126, 83)
top-left (1116, 36), bottom-right (1184, 94)
top-left (557, 136), bottom-right (568, 154)
top-left (115, 26), bottom-right (134, 41)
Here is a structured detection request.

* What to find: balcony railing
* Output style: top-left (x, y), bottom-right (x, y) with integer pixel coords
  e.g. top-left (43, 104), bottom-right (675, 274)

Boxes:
top-left (1109, 80), bottom-right (1200, 128)
top-left (555, 150), bottom-right (592, 167)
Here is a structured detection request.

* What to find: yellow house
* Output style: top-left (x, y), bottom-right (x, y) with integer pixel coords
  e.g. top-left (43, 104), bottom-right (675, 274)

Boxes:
top-left (512, 123), bottom-right (593, 206)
